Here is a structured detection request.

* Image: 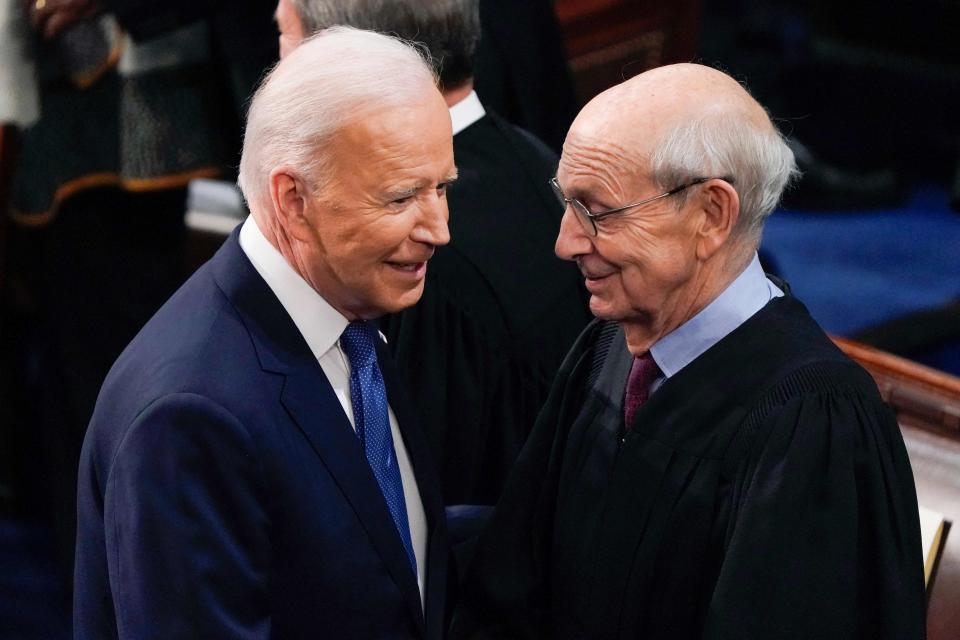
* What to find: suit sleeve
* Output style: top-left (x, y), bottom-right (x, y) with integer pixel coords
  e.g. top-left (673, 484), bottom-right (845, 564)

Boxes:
top-left (703, 390), bottom-right (927, 640)
top-left (104, 393), bottom-right (271, 639)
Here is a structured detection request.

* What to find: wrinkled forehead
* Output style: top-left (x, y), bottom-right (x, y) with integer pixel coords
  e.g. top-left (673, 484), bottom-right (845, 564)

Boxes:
top-left (558, 65), bottom-right (770, 184)
top-left (557, 95), bottom-right (665, 192)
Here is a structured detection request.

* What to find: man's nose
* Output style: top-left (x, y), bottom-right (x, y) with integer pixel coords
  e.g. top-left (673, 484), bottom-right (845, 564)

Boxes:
top-left (412, 195), bottom-right (451, 246)
top-left (555, 206), bottom-right (590, 261)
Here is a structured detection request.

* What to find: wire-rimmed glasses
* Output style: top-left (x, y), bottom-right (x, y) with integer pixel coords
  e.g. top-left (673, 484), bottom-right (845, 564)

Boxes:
top-left (549, 176), bottom-right (734, 236)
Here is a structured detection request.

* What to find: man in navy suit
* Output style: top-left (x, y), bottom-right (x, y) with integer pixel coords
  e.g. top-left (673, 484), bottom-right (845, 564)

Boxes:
top-left (74, 27), bottom-right (456, 638)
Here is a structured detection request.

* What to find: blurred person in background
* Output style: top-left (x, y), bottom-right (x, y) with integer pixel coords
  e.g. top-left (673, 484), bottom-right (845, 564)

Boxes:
top-left (0, 0), bottom-right (275, 578)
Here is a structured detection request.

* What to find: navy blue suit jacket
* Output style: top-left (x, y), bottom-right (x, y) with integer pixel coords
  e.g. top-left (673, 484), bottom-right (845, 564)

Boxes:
top-left (74, 230), bottom-right (449, 639)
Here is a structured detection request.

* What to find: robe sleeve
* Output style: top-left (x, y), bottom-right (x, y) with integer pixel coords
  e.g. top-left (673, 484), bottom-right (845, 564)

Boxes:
top-left (704, 387), bottom-right (926, 640)
top-left (450, 322), bottom-right (600, 639)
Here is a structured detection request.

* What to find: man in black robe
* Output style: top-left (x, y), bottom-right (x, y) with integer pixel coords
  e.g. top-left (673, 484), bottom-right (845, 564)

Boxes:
top-left (277, 0), bottom-right (592, 506)
top-left (452, 63), bottom-right (927, 639)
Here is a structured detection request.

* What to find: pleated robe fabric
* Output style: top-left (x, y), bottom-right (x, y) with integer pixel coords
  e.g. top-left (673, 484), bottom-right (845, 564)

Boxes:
top-left (453, 294), bottom-right (926, 640)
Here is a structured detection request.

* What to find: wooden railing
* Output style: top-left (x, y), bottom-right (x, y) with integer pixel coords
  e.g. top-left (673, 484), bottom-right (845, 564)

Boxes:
top-left (833, 336), bottom-right (960, 435)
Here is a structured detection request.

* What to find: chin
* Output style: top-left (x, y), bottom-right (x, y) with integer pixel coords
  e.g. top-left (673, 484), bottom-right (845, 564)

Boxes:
top-left (383, 283), bottom-right (426, 314)
top-left (588, 296), bottom-right (625, 321)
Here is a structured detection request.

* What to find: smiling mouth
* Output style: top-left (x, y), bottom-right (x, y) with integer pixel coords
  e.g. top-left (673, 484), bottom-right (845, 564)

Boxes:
top-left (386, 261), bottom-right (428, 276)
top-left (582, 270), bottom-right (613, 282)
top-left (577, 257), bottom-right (615, 282)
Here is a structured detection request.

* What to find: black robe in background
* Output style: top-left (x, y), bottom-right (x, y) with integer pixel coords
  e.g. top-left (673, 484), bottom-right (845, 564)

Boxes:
top-left (453, 294), bottom-right (926, 639)
top-left (382, 113), bottom-right (592, 506)
top-left (474, 0), bottom-right (579, 154)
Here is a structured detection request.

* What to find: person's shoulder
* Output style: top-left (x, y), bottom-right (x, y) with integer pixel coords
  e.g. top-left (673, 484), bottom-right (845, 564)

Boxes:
top-left (456, 111), bottom-right (557, 171)
top-left (488, 111), bottom-right (559, 167)
top-left (758, 295), bottom-right (881, 400)
top-left (92, 260), bottom-right (261, 434)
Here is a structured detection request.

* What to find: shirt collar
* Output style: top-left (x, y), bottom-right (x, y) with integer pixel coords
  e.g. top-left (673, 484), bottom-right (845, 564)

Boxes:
top-left (238, 216), bottom-right (348, 361)
top-left (650, 253), bottom-right (783, 378)
top-left (448, 90), bottom-right (486, 136)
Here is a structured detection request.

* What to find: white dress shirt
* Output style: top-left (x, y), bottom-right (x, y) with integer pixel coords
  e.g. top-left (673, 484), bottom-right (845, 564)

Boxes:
top-left (238, 217), bottom-right (428, 606)
top-left (449, 89), bottom-right (486, 136)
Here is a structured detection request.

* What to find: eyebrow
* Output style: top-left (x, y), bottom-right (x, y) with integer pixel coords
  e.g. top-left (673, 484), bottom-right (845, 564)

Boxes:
top-left (385, 186), bottom-right (420, 200)
top-left (384, 173), bottom-right (459, 200)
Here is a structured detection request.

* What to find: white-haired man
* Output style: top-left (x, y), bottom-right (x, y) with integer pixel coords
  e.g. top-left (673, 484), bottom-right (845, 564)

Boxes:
top-left (453, 64), bottom-right (926, 639)
top-left (75, 28), bottom-right (455, 638)
top-left (276, 0), bottom-right (592, 511)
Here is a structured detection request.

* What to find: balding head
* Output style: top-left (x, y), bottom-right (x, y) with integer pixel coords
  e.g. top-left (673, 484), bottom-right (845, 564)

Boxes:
top-left (593, 63), bottom-right (770, 126)
top-left (555, 64), bottom-right (797, 353)
top-left (568, 63), bottom-right (796, 245)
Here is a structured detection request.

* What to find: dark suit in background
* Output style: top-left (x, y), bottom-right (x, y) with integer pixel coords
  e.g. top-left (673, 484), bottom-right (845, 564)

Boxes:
top-left (384, 111), bottom-right (591, 506)
top-left (474, 0), bottom-right (579, 154)
top-left (75, 232), bottom-right (450, 639)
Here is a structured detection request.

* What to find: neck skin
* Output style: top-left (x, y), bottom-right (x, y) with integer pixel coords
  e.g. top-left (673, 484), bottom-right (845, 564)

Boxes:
top-left (250, 206), bottom-right (311, 287)
top-left (442, 79), bottom-right (474, 108)
top-left (622, 246), bottom-right (753, 355)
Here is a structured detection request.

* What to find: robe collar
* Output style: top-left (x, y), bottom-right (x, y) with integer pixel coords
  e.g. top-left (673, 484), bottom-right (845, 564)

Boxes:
top-left (650, 253), bottom-right (783, 383)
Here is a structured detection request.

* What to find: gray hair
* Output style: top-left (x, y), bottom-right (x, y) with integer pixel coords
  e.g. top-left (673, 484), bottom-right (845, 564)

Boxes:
top-left (237, 26), bottom-right (436, 210)
top-left (291, 0), bottom-right (480, 90)
top-left (648, 108), bottom-right (799, 245)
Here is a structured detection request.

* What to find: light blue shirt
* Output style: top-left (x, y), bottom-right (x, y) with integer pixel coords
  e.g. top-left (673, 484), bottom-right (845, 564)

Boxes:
top-left (649, 253), bottom-right (783, 392)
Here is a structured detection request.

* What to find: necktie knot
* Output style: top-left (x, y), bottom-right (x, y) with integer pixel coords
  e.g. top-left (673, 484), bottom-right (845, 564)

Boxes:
top-left (340, 321), bottom-right (378, 369)
top-left (624, 352), bottom-right (661, 429)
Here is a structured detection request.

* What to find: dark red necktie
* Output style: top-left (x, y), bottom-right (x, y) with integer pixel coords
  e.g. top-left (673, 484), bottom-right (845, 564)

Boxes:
top-left (623, 352), bottom-right (661, 429)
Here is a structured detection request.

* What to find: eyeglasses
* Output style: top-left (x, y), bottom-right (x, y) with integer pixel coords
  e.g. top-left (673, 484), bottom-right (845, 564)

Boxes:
top-left (549, 176), bottom-right (734, 236)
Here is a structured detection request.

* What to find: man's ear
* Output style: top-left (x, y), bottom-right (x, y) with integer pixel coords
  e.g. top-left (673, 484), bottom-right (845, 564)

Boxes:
top-left (695, 179), bottom-right (740, 261)
top-left (269, 167), bottom-right (312, 242)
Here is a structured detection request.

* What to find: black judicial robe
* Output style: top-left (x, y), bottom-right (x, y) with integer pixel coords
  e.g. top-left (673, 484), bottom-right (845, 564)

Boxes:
top-left (453, 294), bottom-right (926, 639)
top-left (382, 113), bottom-right (591, 506)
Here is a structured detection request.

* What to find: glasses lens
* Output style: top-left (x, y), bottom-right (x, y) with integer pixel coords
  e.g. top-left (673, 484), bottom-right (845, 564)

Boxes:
top-left (571, 201), bottom-right (597, 236)
top-left (550, 179), bottom-right (598, 236)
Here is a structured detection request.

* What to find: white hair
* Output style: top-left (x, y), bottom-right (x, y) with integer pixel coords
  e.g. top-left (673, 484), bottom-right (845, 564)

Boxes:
top-left (237, 26), bottom-right (437, 210)
top-left (648, 107), bottom-right (799, 245)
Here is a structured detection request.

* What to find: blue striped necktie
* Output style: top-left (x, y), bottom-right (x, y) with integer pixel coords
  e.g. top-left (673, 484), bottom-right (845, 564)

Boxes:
top-left (340, 321), bottom-right (417, 574)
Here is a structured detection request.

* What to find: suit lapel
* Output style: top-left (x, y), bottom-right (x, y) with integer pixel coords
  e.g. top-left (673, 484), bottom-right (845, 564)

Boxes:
top-left (280, 368), bottom-right (426, 632)
top-left (211, 231), bottom-right (426, 633)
